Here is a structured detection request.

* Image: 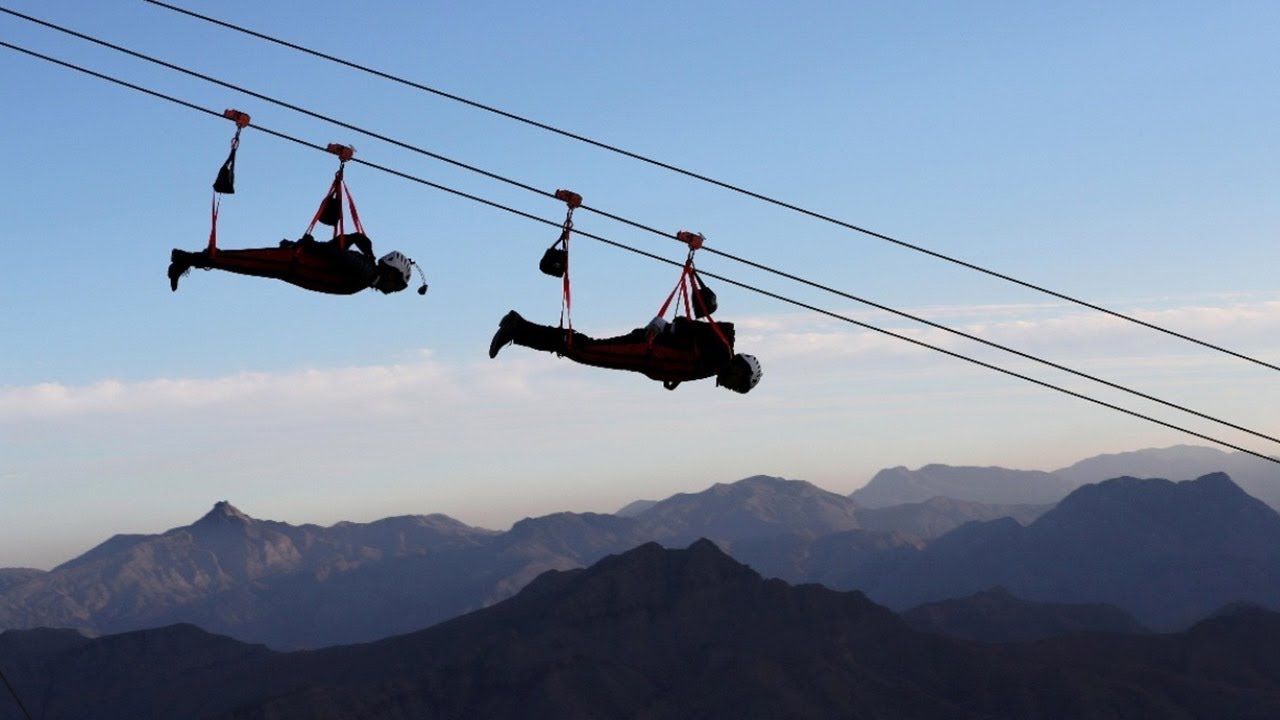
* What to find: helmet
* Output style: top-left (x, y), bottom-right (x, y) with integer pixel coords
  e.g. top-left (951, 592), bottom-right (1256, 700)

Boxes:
top-left (717, 353), bottom-right (762, 394)
top-left (377, 251), bottom-right (412, 292)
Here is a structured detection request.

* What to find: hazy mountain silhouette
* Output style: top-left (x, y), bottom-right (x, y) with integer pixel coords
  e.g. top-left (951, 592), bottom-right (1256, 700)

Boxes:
top-left (5, 461), bottom-right (1270, 651)
top-left (630, 475), bottom-right (862, 542)
top-left (856, 496), bottom-right (1050, 537)
top-left (3, 542), bottom-right (1280, 720)
top-left (0, 570), bottom-right (42, 595)
top-left (869, 473), bottom-right (1280, 629)
top-left (614, 499), bottom-right (658, 517)
top-left (853, 445), bottom-right (1280, 512)
top-left (0, 475), bottom-right (1048, 650)
top-left (1053, 444), bottom-right (1280, 510)
top-left (853, 464), bottom-right (1074, 507)
top-left (0, 503), bottom-right (499, 647)
top-left (902, 586), bottom-right (1149, 642)
top-left (728, 528), bottom-right (924, 591)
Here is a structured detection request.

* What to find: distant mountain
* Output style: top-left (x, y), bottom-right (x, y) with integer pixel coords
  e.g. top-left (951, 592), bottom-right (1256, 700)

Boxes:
top-left (4, 542), bottom-right (1280, 720)
top-left (631, 475), bottom-right (863, 542)
top-left (6, 464), bottom-right (1267, 652)
top-left (0, 569), bottom-right (42, 595)
top-left (614, 499), bottom-right (658, 517)
top-left (902, 586), bottom-right (1149, 642)
top-left (728, 528), bottom-right (924, 591)
top-left (852, 445), bottom-right (1280, 512)
top-left (853, 464), bottom-right (1074, 507)
top-left (0, 478), bottom-right (889, 649)
top-left (0, 503), bottom-right (500, 647)
top-left (1053, 445), bottom-right (1280, 510)
top-left (857, 496), bottom-right (1050, 538)
top-left (868, 473), bottom-right (1280, 629)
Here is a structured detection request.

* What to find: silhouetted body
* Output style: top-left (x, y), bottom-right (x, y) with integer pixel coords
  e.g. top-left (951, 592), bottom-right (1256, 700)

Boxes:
top-left (169, 233), bottom-right (407, 295)
top-left (489, 311), bottom-right (760, 392)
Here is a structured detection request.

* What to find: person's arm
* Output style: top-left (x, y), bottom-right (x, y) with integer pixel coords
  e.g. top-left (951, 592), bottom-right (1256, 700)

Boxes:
top-left (345, 232), bottom-right (375, 258)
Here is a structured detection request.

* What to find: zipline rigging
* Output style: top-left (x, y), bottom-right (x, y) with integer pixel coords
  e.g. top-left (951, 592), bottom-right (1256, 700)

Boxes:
top-left (169, 131), bottom-right (428, 296)
top-left (0, 12), bottom-right (1269, 443)
top-left (134, 0), bottom-right (1280, 375)
top-left (492, 221), bottom-right (759, 393)
top-left (0, 8), bottom-right (1274, 444)
top-left (1, 38), bottom-right (1276, 464)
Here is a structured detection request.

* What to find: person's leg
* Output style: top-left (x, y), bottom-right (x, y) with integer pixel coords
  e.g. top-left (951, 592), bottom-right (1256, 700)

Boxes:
top-left (489, 311), bottom-right (575, 358)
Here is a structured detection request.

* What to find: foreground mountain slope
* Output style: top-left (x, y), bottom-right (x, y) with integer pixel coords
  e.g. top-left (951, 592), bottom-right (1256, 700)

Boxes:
top-left (870, 473), bottom-right (1280, 628)
top-left (902, 586), bottom-right (1149, 642)
top-left (4, 542), bottom-right (1280, 720)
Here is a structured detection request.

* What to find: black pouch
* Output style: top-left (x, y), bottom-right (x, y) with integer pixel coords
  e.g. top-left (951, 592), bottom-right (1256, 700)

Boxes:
top-left (213, 150), bottom-right (236, 194)
top-left (539, 247), bottom-right (567, 277)
top-left (692, 279), bottom-right (718, 318)
top-left (318, 190), bottom-right (343, 226)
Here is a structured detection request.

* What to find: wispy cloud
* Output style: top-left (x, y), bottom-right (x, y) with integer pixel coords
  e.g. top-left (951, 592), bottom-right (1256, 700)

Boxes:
top-left (4, 297), bottom-right (1278, 422)
top-left (738, 298), bottom-right (1280, 368)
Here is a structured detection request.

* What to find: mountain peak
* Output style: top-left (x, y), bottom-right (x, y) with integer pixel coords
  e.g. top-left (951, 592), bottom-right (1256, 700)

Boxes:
top-left (1188, 471), bottom-right (1244, 494)
top-left (196, 501), bottom-right (254, 527)
top-left (1055, 472), bottom-right (1253, 514)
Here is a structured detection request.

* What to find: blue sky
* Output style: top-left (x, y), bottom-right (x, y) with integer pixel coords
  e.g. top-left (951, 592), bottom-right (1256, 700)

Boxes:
top-left (2, 1), bottom-right (1279, 568)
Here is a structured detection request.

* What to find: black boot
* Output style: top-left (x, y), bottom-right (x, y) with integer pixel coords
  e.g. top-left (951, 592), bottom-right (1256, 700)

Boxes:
top-left (489, 311), bottom-right (523, 358)
top-left (168, 249), bottom-right (211, 291)
top-left (168, 249), bottom-right (191, 292)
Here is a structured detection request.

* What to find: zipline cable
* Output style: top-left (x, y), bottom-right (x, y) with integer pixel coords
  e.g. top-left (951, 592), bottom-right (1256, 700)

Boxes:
top-left (137, 0), bottom-right (1280, 375)
top-left (2, 7), bottom-right (1275, 447)
top-left (2, 38), bottom-right (1276, 466)
top-left (0, 665), bottom-right (33, 720)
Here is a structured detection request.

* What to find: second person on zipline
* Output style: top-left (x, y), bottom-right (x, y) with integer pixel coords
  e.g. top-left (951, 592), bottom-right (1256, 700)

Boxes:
top-left (487, 310), bottom-right (763, 393)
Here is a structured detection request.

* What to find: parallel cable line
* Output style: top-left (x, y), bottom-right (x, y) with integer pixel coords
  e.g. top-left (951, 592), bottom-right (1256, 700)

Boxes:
top-left (0, 666), bottom-right (33, 720)
top-left (137, 0), bottom-right (1280, 374)
top-left (2, 38), bottom-right (1276, 465)
top-left (4, 6), bottom-right (1276, 447)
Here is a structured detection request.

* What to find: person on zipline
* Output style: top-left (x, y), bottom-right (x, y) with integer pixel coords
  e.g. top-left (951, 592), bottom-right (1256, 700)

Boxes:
top-left (175, 130), bottom-right (425, 296)
top-left (167, 232), bottom-right (419, 295)
top-left (487, 310), bottom-right (763, 393)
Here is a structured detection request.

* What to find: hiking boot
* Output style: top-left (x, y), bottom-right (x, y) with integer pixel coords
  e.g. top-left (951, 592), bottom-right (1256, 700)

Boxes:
top-left (489, 311), bottom-right (523, 358)
top-left (168, 249), bottom-right (191, 292)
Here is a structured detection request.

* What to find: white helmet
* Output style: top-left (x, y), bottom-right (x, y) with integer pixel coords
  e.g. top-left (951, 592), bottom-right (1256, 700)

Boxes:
top-left (718, 353), bottom-right (762, 394)
top-left (377, 251), bottom-right (413, 290)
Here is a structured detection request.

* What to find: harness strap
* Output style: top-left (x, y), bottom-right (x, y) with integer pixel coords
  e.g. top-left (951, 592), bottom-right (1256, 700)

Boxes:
top-left (559, 209), bottom-right (574, 341)
top-left (207, 194), bottom-right (220, 256)
top-left (305, 145), bottom-right (357, 248)
top-left (207, 110), bottom-right (250, 253)
top-left (343, 181), bottom-right (366, 236)
top-left (552, 189), bottom-right (581, 346)
top-left (651, 252), bottom-right (733, 355)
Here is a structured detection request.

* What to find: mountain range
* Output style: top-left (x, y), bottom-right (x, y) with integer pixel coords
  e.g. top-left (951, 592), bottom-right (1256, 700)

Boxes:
top-left (2, 541), bottom-right (1279, 720)
top-left (1, 444), bottom-right (1276, 649)
top-left (0, 474), bottom-right (1022, 648)
top-left (864, 472), bottom-right (1280, 629)
top-left (854, 444), bottom-right (1280, 509)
